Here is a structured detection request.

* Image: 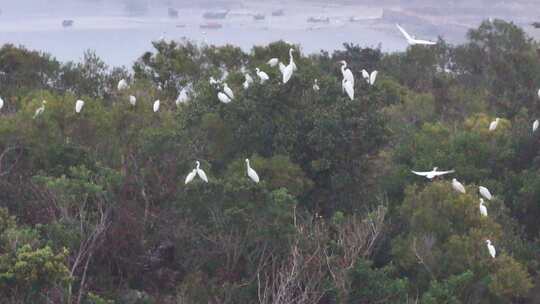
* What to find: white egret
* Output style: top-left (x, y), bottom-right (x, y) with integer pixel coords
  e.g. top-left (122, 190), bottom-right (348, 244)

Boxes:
top-left (217, 92), bottom-right (232, 104)
top-left (176, 88), bottom-right (190, 106)
top-left (486, 240), bottom-right (496, 258)
top-left (129, 95), bottom-right (137, 106)
top-left (537, 88), bottom-right (540, 99)
top-left (184, 169), bottom-right (197, 185)
top-left (196, 161), bottom-right (208, 182)
top-left (243, 73), bottom-right (254, 89)
top-left (0, 97), bottom-right (4, 110)
top-left (396, 24), bottom-right (437, 45)
top-left (339, 61), bottom-right (354, 87)
top-left (479, 186), bottom-right (492, 201)
top-left (343, 80), bottom-right (354, 100)
top-left (369, 70), bottom-right (378, 86)
top-left (255, 68), bottom-right (270, 84)
top-left (288, 48), bottom-right (297, 71)
top-left (267, 58), bottom-right (279, 67)
top-left (533, 119), bottom-right (539, 132)
top-left (33, 100), bottom-right (46, 119)
top-left (223, 83), bottom-right (234, 99)
top-left (209, 76), bottom-right (220, 85)
top-left (75, 99), bottom-right (84, 113)
top-left (117, 78), bottom-right (128, 90)
top-left (489, 118), bottom-right (500, 131)
top-left (479, 198), bottom-right (488, 217)
top-left (279, 49), bottom-right (295, 84)
top-left (313, 79), bottom-right (320, 92)
top-left (246, 159), bottom-right (260, 183)
top-left (411, 167), bottom-right (454, 180)
top-left (452, 178), bottom-right (466, 194)
top-left (361, 69), bottom-right (370, 82)
top-left (153, 100), bottom-right (160, 112)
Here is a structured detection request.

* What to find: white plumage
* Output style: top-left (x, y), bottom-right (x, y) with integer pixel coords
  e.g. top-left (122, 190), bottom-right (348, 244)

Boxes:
top-left (0, 97), bottom-right (4, 110)
top-left (452, 178), bottom-right (466, 194)
top-left (129, 95), bottom-right (137, 106)
top-left (479, 198), bottom-right (488, 217)
top-left (489, 118), bottom-right (499, 131)
top-left (218, 92), bottom-right (232, 104)
top-left (411, 167), bottom-right (454, 179)
top-left (184, 169), bottom-right (197, 185)
top-left (153, 100), bottom-right (160, 112)
top-left (75, 99), bottom-right (84, 113)
top-left (479, 186), bottom-right (492, 200)
top-left (279, 48), bottom-right (296, 84)
top-left (176, 88), bottom-right (190, 106)
top-left (223, 83), bottom-right (234, 99)
top-left (117, 78), bottom-right (128, 90)
top-left (246, 159), bottom-right (260, 183)
top-left (255, 68), bottom-right (269, 83)
top-left (533, 119), bottom-right (539, 132)
top-left (34, 100), bottom-right (46, 119)
top-left (369, 70), bottom-right (378, 86)
top-left (486, 240), bottom-right (496, 258)
top-left (185, 161), bottom-right (209, 184)
top-left (243, 74), bottom-right (254, 89)
top-left (396, 24), bottom-right (437, 45)
top-left (267, 58), bottom-right (279, 67)
top-left (343, 80), bottom-right (354, 100)
top-left (313, 79), bottom-right (320, 92)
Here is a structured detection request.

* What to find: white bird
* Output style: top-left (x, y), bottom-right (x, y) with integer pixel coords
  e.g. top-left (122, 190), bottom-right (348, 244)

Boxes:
top-left (339, 61), bottom-right (354, 87)
top-left (129, 95), bottom-right (137, 106)
top-left (396, 24), bottom-right (437, 46)
top-left (489, 118), bottom-right (500, 131)
top-left (243, 73), bottom-right (254, 89)
top-left (184, 169), bottom-right (197, 185)
top-left (196, 161), bottom-right (208, 182)
top-left (313, 79), bottom-right (320, 92)
top-left (486, 240), bottom-right (496, 258)
top-left (176, 88), bottom-right (190, 106)
top-left (33, 100), bottom-right (46, 119)
top-left (209, 76), bottom-right (220, 85)
top-left (479, 186), bottom-right (492, 201)
top-left (452, 178), bottom-right (466, 194)
top-left (153, 99), bottom-right (160, 112)
top-left (343, 80), bottom-right (354, 100)
top-left (288, 48), bottom-right (297, 71)
top-left (537, 88), bottom-right (540, 99)
top-left (479, 198), bottom-right (488, 217)
top-left (267, 58), bottom-right (279, 67)
top-left (361, 69), bottom-right (370, 82)
top-left (279, 48), bottom-right (295, 84)
top-left (246, 158), bottom-right (260, 183)
top-left (533, 119), bottom-right (539, 132)
top-left (117, 78), bottom-right (128, 90)
top-left (75, 99), bottom-right (84, 113)
top-left (368, 70), bottom-right (378, 86)
top-left (0, 97), bottom-right (4, 110)
top-left (223, 83), bottom-right (234, 99)
top-left (255, 68), bottom-right (270, 84)
top-left (411, 167), bottom-right (455, 179)
top-left (217, 92), bottom-right (232, 104)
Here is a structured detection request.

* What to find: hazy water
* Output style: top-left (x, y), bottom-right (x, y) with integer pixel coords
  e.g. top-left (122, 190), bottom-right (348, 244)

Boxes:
top-left (0, 1), bottom-right (442, 67)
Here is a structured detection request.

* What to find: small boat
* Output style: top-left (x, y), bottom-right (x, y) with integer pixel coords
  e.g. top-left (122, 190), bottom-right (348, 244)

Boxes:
top-left (272, 9), bottom-right (284, 17)
top-left (62, 20), bottom-right (74, 27)
top-left (203, 10), bottom-right (229, 19)
top-left (307, 17), bottom-right (330, 23)
top-left (253, 14), bottom-right (265, 21)
top-left (168, 8), bottom-right (179, 18)
top-left (200, 22), bottom-right (223, 29)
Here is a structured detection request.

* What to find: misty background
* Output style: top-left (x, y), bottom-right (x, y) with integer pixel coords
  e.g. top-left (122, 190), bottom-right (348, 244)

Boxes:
top-left (1, 0), bottom-right (539, 66)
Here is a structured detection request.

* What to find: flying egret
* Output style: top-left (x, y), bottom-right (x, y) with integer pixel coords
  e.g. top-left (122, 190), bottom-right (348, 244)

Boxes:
top-left (255, 68), bottom-right (269, 84)
top-left (243, 73), bottom-right (254, 89)
top-left (153, 100), bottom-right (160, 112)
top-left (452, 178), bottom-right (466, 194)
top-left (223, 83), bottom-right (234, 99)
top-left (218, 92), bottom-right (232, 104)
top-left (176, 88), bottom-right (190, 106)
top-left (396, 24), bottom-right (437, 45)
top-left (479, 186), bottom-right (492, 200)
top-left (489, 118), bottom-right (499, 131)
top-left (33, 100), bottom-right (46, 119)
top-left (533, 119), bottom-right (539, 132)
top-left (0, 97), bottom-right (4, 110)
top-left (486, 240), bottom-right (496, 258)
top-left (479, 198), bottom-right (488, 217)
top-left (75, 99), bottom-right (84, 113)
top-left (267, 58), bottom-right (279, 67)
top-left (411, 167), bottom-right (454, 179)
top-left (313, 79), bottom-right (320, 92)
top-left (246, 158), bottom-right (260, 183)
top-left (117, 78), bottom-right (128, 90)
top-left (129, 95), bottom-right (137, 106)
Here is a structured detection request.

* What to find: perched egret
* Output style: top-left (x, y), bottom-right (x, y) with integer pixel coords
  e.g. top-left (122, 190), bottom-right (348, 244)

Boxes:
top-left (479, 186), bottom-right (492, 200)
top-left (0, 97), bottom-right (4, 110)
top-left (396, 24), bottom-right (437, 45)
top-left (368, 70), bottom-right (378, 86)
top-left (361, 69), bottom-right (370, 82)
top-left (184, 169), bottom-right (197, 185)
top-left (243, 73), bottom-right (254, 89)
top-left (117, 78), bottom-right (128, 90)
top-left (288, 48), bottom-right (297, 71)
top-left (343, 80), bottom-right (354, 100)
top-left (538, 88), bottom-right (540, 99)
top-left (129, 95), bottom-right (137, 106)
top-left (223, 83), bottom-right (234, 99)
top-left (267, 58), bottom-right (279, 67)
top-left (185, 161), bottom-right (208, 183)
top-left (533, 119), bottom-right (539, 132)
top-left (489, 118), bottom-right (499, 131)
top-left (218, 92), bottom-right (232, 104)
top-left (452, 178), bottom-right (466, 194)
top-left (479, 198), bottom-right (488, 217)
top-left (411, 167), bottom-right (454, 180)
top-left (75, 99), bottom-right (84, 113)
top-left (246, 159), bottom-right (260, 183)
top-left (255, 68), bottom-right (270, 84)
top-left (153, 100), bottom-right (160, 112)
top-left (33, 100), bottom-right (46, 119)
top-left (313, 79), bottom-right (320, 92)
top-left (279, 49), bottom-right (295, 84)
top-left (486, 240), bottom-right (496, 258)
top-left (176, 88), bottom-right (190, 106)
top-left (339, 61), bottom-right (354, 87)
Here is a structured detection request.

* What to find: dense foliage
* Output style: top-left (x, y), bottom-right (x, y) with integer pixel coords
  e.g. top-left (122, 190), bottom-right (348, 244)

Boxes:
top-left (0, 19), bottom-right (539, 303)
